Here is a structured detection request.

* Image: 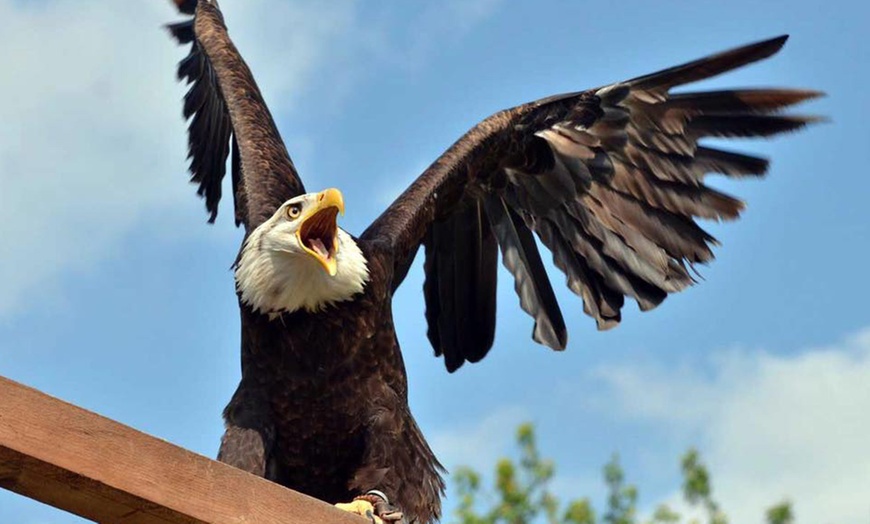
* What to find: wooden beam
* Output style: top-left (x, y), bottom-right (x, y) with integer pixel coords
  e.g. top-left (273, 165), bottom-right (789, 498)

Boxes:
top-left (0, 376), bottom-right (366, 524)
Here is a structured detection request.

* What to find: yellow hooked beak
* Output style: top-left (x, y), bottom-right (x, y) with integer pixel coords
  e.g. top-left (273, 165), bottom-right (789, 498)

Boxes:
top-left (296, 188), bottom-right (345, 276)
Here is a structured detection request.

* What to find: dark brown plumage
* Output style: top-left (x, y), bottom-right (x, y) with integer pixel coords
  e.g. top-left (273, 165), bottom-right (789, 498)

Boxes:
top-left (168, 1), bottom-right (820, 522)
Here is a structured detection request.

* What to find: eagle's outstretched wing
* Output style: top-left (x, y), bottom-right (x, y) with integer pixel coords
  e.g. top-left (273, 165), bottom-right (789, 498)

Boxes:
top-left (363, 35), bottom-right (822, 372)
top-left (168, 0), bottom-right (304, 231)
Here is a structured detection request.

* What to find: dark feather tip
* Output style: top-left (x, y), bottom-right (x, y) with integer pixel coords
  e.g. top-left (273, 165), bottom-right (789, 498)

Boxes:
top-left (172, 0), bottom-right (198, 15)
top-left (166, 21), bottom-right (194, 44)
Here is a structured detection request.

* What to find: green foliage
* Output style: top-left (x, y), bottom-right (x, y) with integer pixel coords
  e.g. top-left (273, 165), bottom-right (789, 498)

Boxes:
top-left (603, 454), bottom-right (637, 524)
top-left (450, 424), bottom-right (794, 524)
top-left (766, 502), bottom-right (794, 524)
top-left (452, 422), bottom-right (582, 524)
top-left (680, 449), bottom-right (726, 524)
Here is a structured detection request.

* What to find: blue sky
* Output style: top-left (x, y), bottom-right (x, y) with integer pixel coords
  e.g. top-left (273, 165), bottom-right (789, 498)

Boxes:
top-left (0, 1), bottom-right (867, 522)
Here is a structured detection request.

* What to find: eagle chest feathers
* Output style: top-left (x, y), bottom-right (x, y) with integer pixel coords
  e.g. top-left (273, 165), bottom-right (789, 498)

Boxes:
top-left (236, 249), bottom-right (404, 501)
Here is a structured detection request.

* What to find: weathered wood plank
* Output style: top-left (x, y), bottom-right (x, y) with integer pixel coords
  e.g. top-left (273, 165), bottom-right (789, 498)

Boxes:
top-left (0, 376), bottom-right (365, 524)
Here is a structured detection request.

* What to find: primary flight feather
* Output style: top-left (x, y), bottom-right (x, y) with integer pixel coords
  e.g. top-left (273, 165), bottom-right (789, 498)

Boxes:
top-left (168, 1), bottom-right (821, 521)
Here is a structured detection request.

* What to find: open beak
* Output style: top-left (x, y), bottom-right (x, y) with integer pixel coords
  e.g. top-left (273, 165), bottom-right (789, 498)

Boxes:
top-left (296, 188), bottom-right (345, 276)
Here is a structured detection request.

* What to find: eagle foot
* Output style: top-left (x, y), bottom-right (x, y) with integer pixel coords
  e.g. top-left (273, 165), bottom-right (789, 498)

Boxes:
top-left (335, 490), bottom-right (404, 524)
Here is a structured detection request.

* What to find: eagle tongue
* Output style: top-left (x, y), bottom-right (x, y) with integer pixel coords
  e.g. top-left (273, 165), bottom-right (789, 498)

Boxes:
top-left (309, 238), bottom-right (330, 259)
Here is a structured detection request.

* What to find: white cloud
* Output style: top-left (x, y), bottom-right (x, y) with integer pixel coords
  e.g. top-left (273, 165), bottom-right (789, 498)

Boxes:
top-left (428, 405), bottom-right (605, 516)
top-left (0, 0), bottom-right (510, 318)
top-left (590, 329), bottom-right (870, 524)
top-left (423, 0), bottom-right (504, 38)
top-left (0, 0), bottom-right (356, 316)
top-left (216, 0), bottom-right (357, 115)
top-left (346, 0), bottom-right (504, 75)
top-left (429, 406), bottom-right (529, 473)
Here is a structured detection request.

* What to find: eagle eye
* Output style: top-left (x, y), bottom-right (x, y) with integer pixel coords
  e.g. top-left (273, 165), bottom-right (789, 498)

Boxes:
top-left (286, 203), bottom-right (303, 219)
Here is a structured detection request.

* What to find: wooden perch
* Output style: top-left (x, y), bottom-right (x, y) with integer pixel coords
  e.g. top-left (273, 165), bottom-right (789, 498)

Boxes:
top-left (0, 375), bottom-right (365, 524)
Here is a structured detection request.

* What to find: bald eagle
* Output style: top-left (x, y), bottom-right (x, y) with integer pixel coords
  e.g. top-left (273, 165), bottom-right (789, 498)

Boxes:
top-left (168, 0), bottom-right (820, 522)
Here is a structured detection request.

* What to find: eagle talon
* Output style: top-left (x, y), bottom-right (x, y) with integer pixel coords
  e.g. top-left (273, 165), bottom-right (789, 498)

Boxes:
top-left (336, 499), bottom-right (383, 523)
top-left (335, 492), bottom-right (404, 524)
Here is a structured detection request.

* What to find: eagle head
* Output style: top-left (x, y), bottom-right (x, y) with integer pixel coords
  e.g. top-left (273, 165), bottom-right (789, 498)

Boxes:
top-left (234, 188), bottom-right (369, 316)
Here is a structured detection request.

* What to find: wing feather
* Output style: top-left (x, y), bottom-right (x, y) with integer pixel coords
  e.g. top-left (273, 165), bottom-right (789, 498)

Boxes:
top-left (423, 203), bottom-right (498, 370)
top-left (169, 0), bottom-right (304, 231)
top-left (424, 201), bottom-right (498, 371)
top-left (483, 195), bottom-right (567, 349)
top-left (363, 35), bottom-right (821, 371)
